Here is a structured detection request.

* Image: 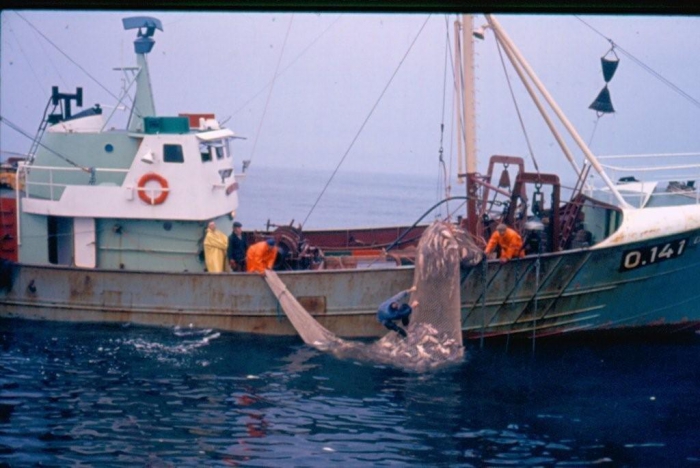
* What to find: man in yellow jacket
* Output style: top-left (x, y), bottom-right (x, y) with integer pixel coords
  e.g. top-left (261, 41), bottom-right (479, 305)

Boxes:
top-left (485, 223), bottom-right (524, 263)
top-left (246, 238), bottom-right (278, 273)
top-left (204, 221), bottom-right (229, 273)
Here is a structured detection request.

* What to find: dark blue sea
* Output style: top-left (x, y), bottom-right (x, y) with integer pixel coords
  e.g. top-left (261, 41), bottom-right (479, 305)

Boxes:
top-left (1, 319), bottom-right (699, 467)
top-left (2, 166), bottom-right (700, 467)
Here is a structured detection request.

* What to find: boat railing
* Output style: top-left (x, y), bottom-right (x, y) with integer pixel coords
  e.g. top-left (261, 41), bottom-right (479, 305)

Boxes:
top-left (590, 152), bottom-right (700, 208)
top-left (18, 164), bottom-right (129, 201)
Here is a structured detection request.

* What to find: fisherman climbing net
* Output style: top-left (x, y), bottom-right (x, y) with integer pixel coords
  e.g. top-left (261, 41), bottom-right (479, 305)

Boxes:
top-left (265, 220), bottom-right (483, 372)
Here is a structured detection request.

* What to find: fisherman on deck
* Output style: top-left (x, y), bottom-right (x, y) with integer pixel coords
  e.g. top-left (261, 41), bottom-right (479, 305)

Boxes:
top-left (228, 221), bottom-right (247, 272)
top-left (204, 221), bottom-right (229, 273)
top-left (246, 238), bottom-right (278, 273)
top-left (377, 286), bottom-right (418, 338)
top-left (485, 223), bottom-right (524, 263)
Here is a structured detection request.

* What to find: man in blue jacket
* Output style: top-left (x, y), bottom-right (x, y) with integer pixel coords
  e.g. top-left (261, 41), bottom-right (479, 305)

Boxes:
top-left (377, 285), bottom-right (418, 338)
top-left (227, 221), bottom-right (247, 271)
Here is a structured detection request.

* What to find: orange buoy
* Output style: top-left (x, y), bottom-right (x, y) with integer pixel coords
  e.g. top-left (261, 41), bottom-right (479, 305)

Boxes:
top-left (137, 173), bottom-right (169, 205)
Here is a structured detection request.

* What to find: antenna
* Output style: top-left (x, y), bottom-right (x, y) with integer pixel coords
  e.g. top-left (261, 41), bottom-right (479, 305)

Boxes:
top-left (122, 16), bottom-right (163, 132)
top-left (48, 87), bottom-right (83, 123)
top-left (122, 17), bottom-right (163, 54)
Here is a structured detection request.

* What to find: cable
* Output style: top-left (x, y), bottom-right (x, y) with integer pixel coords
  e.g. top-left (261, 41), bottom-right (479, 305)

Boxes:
top-left (436, 15), bottom-right (452, 215)
top-left (384, 196), bottom-right (468, 253)
top-left (246, 15), bottom-right (295, 171)
top-left (364, 195), bottom-right (470, 269)
top-left (231, 15), bottom-right (343, 118)
top-left (14, 12), bottom-right (123, 105)
top-left (301, 15), bottom-right (433, 228)
top-left (0, 115), bottom-right (88, 170)
top-left (587, 115), bottom-right (601, 148)
top-left (495, 39), bottom-right (539, 173)
top-left (575, 16), bottom-right (700, 111)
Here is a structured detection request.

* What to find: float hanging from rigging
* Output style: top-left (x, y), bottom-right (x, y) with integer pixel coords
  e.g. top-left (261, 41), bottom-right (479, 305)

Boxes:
top-left (589, 46), bottom-right (619, 116)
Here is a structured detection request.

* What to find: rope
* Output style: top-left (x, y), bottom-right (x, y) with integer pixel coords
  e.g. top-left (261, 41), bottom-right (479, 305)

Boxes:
top-left (246, 15), bottom-right (295, 171)
top-left (364, 195), bottom-right (470, 269)
top-left (383, 196), bottom-right (467, 254)
top-left (231, 15), bottom-right (343, 118)
top-left (444, 16), bottom-right (458, 193)
top-left (14, 12), bottom-right (123, 107)
top-left (436, 16), bottom-right (452, 213)
top-left (11, 11), bottom-right (168, 135)
top-left (495, 39), bottom-right (540, 173)
top-left (4, 18), bottom-right (55, 101)
top-left (301, 15), bottom-right (433, 228)
top-left (575, 16), bottom-right (700, 111)
top-left (587, 115), bottom-right (601, 148)
top-left (0, 116), bottom-right (89, 171)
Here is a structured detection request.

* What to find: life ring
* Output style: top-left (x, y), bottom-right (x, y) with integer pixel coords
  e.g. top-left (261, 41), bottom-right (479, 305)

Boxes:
top-left (137, 173), bottom-right (169, 205)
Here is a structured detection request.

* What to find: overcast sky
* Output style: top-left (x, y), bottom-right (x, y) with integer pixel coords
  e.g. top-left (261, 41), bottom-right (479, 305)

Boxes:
top-left (2, 10), bottom-right (700, 183)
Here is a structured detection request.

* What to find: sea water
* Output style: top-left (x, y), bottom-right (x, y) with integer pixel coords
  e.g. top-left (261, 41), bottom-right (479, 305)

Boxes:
top-left (233, 165), bottom-right (457, 230)
top-left (1, 166), bottom-right (699, 467)
top-left (1, 320), bottom-right (698, 467)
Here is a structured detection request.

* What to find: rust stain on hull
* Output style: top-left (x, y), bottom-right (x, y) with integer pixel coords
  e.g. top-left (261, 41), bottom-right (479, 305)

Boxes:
top-left (297, 296), bottom-right (326, 314)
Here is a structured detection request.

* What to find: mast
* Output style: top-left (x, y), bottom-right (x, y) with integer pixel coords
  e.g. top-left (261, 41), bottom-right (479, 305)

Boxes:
top-left (453, 20), bottom-right (464, 185)
top-left (122, 17), bottom-right (163, 133)
top-left (458, 15), bottom-right (480, 236)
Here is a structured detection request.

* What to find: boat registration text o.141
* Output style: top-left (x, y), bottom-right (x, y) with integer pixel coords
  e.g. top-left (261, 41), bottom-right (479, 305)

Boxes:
top-left (619, 238), bottom-right (688, 272)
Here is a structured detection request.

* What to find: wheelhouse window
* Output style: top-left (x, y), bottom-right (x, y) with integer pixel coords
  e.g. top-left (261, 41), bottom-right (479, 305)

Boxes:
top-left (197, 138), bottom-right (232, 162)
top-left (163, 144), bottom-right (184, 163)
top-left (211, 140), bottom-right (229, 159)
top-left (212, 142), bottom-right (226, 160)
top-left (199, 142), bottom-right (212, 162)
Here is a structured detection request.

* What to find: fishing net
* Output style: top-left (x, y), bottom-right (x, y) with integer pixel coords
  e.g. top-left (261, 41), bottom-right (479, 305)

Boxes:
top-left (264, 271), bottom-right (344, 348)
top-left (264, 220), bottom-right (483, 372)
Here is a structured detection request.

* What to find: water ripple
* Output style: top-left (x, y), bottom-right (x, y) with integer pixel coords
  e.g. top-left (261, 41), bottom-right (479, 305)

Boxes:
top-left (1, 318), bottom-right (698, 466)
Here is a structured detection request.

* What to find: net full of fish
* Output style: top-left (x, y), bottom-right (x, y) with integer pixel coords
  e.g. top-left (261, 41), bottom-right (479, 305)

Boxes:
top-left (265, 220), bottom-right (483, 372)
top-left (323, 323), bottom-right (464, 372)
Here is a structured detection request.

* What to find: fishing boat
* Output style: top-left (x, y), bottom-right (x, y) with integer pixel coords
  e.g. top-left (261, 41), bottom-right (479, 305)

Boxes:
top-left (1, 14), bottom-right (699, 340)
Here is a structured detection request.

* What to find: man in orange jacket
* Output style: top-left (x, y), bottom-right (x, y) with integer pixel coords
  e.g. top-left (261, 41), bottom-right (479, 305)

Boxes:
top-left (485, 223), bottom-right (524, 263)
top-left (246, 238), bottom-right (278, 273)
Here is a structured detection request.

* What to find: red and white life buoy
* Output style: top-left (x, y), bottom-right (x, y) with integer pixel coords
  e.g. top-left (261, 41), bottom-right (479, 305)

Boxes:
top-left (137, 172), bottom-right (169, 205)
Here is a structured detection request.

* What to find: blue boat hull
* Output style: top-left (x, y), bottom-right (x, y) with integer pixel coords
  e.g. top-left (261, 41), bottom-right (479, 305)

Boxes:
top-left (462, 230), bottom-right (700, 338)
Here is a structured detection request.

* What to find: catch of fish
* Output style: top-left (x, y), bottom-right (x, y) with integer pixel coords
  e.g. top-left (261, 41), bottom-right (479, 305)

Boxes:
top-left (265, 220), bottom-right (483, 372)
top-left (322, 322), bottom-right (464, 372)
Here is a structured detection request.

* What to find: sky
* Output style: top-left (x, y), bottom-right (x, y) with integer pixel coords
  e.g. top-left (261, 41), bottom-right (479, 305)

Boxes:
top-left (1, 10), bottom-right (700, 185)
